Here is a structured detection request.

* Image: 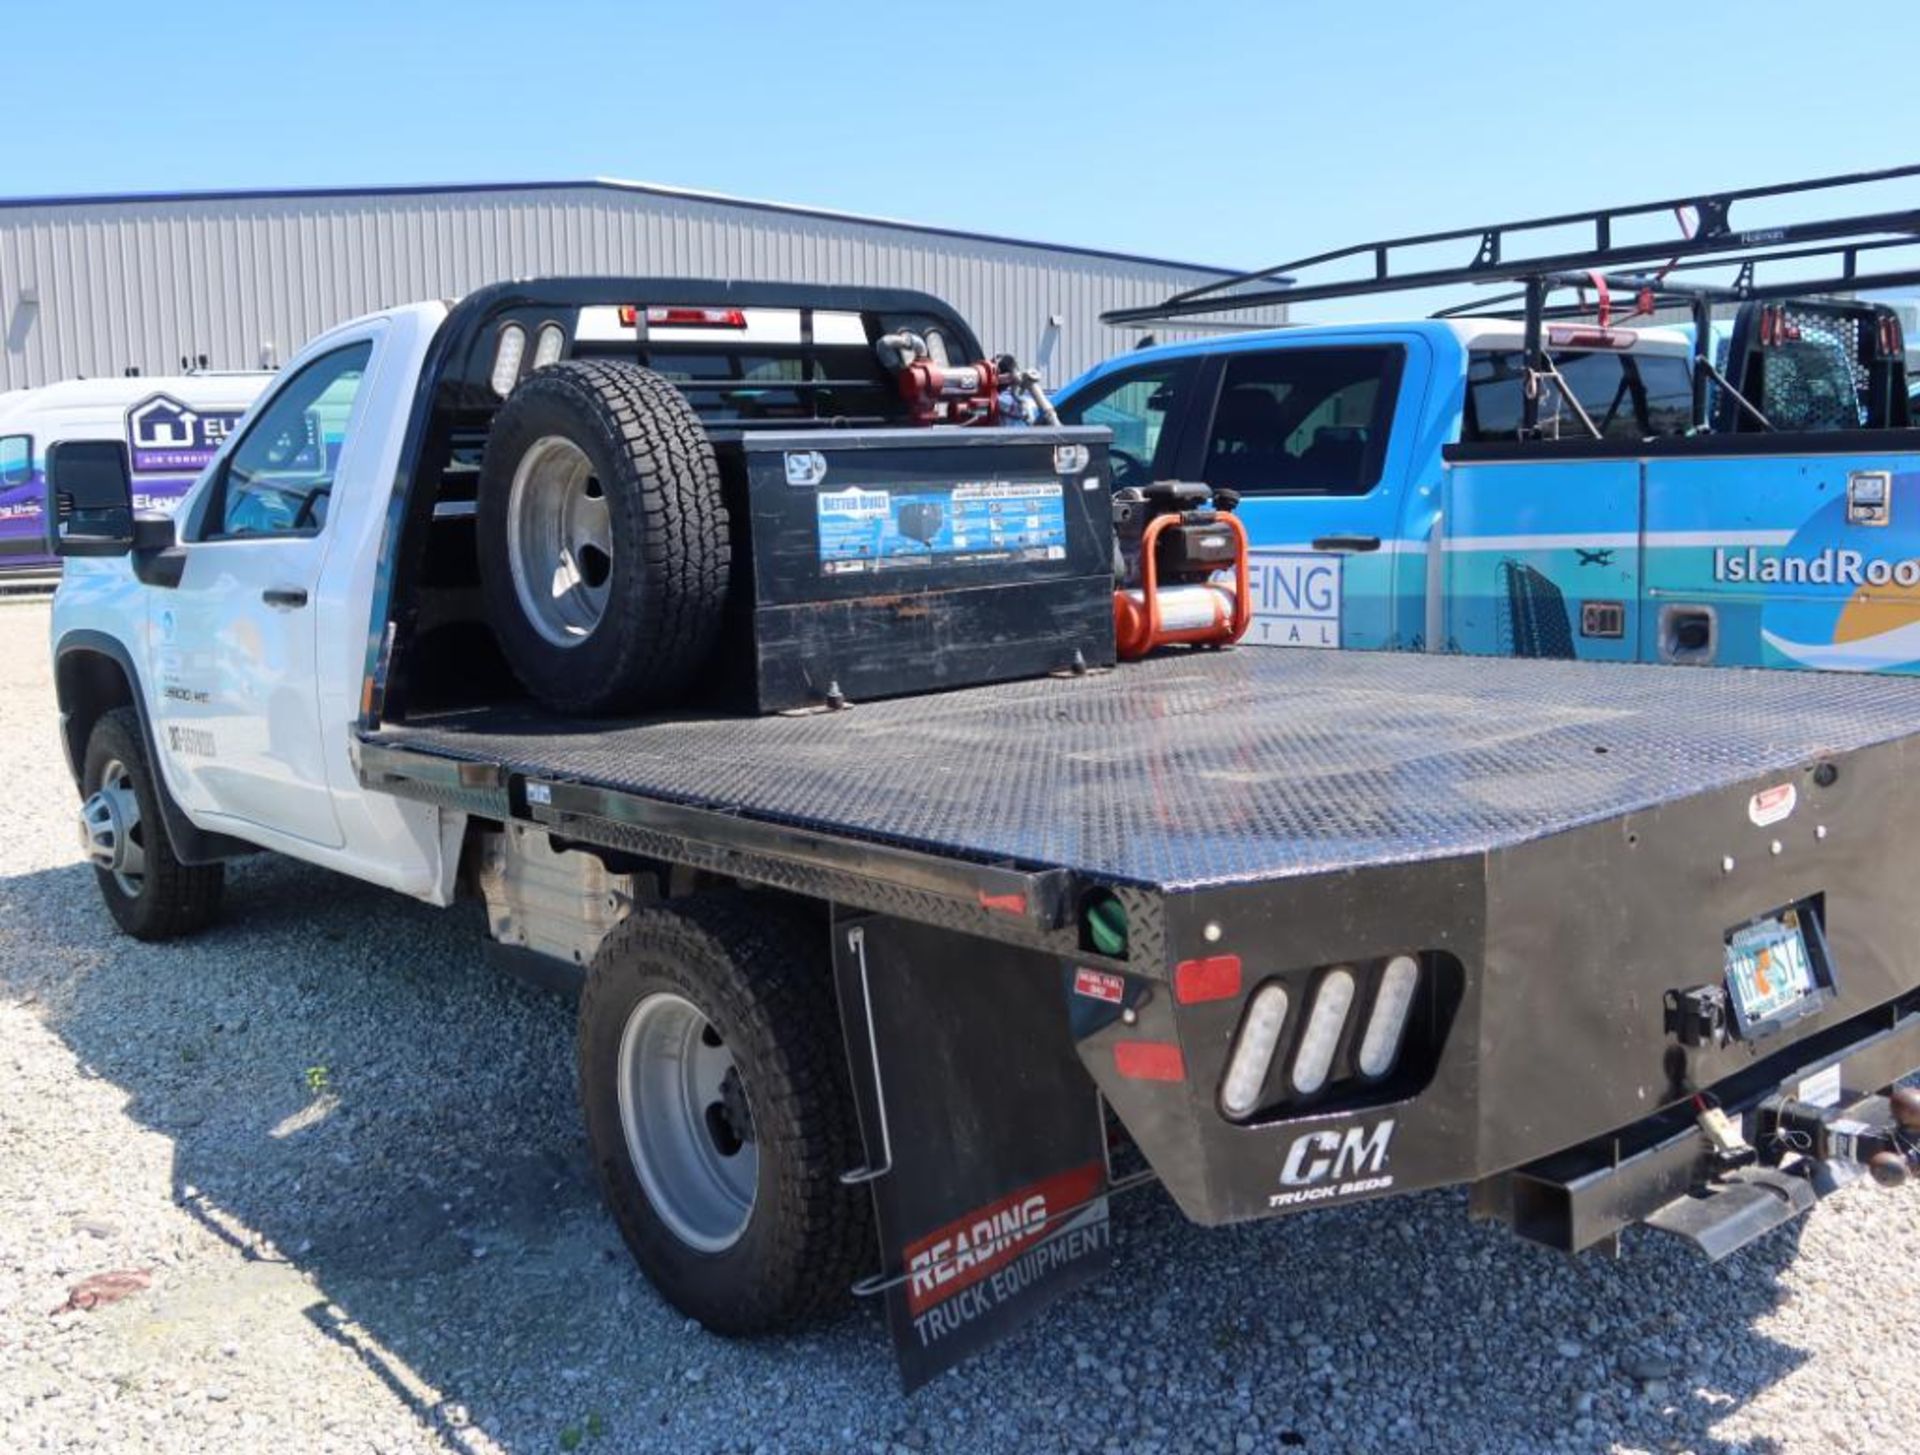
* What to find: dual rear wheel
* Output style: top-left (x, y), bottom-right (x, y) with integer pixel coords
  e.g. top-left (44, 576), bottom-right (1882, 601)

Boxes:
top-left (578, 896), bottom-right (871, 1332)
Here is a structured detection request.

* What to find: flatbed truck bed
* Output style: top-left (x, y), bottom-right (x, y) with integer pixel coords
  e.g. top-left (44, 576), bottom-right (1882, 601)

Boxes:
top-left (357, 643), bottom-right (1920, 920)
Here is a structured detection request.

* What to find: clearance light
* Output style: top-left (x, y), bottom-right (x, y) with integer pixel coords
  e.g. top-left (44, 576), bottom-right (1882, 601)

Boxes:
top-left (1220, 984), bottom-right (1289, 1120)
top-left (1357, 955), bottom-right (1419, 1079)
top-left (1291, 967), bottom-right (1356, 1096)
top-left (533, 323), bottom-right (567, 370)
top-left (490, 323), bottom-right (527, 397)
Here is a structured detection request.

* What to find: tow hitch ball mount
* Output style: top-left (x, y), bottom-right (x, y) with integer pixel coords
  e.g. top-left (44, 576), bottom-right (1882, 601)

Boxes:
top-left (1758, 1084), bottom-right (1920, 1188)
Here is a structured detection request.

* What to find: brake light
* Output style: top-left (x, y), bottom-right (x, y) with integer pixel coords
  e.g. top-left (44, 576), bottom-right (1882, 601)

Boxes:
top-left (1219, 983), bottom-right (1289, 1119)
top-left (1355, 955), bottom-right (1419, 1079)
top-left (1290, 968), bottom-right (1357, 1095)
top-left (624, 305), bottom-right (747, 329)
top-left (1546, 325), bottom-right (1635, 351)
top-left (1174, 954), bottom-right (1243, 1005)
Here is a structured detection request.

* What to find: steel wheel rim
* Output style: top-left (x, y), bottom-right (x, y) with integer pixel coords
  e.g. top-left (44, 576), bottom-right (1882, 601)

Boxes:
top-left (505, 434), bottom-right (614, 647)
top-left (616, 991), bottom-right (758, 1252)
top-left (83, 757), bottom-right (147, 898)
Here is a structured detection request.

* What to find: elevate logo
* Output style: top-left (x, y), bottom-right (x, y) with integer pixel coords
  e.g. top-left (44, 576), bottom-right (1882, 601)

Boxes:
top-left (125, 394), bottom-right (242, 474)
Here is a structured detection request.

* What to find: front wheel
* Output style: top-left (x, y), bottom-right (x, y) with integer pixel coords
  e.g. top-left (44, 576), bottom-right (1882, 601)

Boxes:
top-left (79, 707), bottom-right (224, 941)
top-left (578, 894), bottom-right (871, 1333)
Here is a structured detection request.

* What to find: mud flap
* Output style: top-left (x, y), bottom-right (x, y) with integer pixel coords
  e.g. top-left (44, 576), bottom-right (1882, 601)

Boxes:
top-left (833, 911), bottom-right (1112, 1391)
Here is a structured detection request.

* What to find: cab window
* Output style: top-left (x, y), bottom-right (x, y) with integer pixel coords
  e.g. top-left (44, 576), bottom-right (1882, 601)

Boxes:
top-left (207, 341), bottom-right (372, 538)
top-left (1200, 347), bottom-right (1403, 496)
top-left (1056, 359), bottom-right (1194, 489)
top-left (1464, 349), bottom-right (1694, 442)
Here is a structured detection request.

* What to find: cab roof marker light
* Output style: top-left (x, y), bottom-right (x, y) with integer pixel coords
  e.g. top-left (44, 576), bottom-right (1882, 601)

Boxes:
top-left (1290, 967), bottom-right (1356, 1096)
top-left (1356, 955), bottom-right (1419, 1079)
top-left (1547, 324), bottom-right (1636, 351)
top-left (489, 323), bottom-right (527, 398)
top-left (1220, 983), bottom-right (1288, 1120)
top-left (644, 306), bottom-right (748, 328)
top-left (532, 323), bottom-right (566, 370)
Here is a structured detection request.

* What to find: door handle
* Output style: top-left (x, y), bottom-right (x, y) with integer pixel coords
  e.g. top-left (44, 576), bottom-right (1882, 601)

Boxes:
top-left (262, 586), bottom-right (309, 609)
top-left (1310, 533), bottom-right (1382, 553)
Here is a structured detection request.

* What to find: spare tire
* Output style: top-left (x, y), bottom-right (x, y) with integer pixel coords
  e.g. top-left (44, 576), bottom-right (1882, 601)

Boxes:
top-left (477, 360), bottom-right (730, 715)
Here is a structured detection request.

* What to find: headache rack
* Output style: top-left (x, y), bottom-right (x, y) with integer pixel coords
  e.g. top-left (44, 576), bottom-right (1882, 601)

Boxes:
top-left (1103, 164), bottom-right (1920, 437)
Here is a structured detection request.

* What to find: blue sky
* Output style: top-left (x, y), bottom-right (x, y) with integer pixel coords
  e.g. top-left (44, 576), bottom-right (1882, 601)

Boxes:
top-left (10, 1), bottom-right (1919, 319)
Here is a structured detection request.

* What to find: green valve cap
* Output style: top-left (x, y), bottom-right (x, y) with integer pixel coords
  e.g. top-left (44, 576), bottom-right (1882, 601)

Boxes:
top-left (1086, 896), bottom-right (1128, 958)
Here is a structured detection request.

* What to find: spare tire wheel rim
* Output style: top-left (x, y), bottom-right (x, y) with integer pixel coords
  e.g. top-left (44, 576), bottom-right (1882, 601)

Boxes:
top-left (616, 991), bottom-right (758, 1252)
top-left (505, 434), bottom-right (615, 647)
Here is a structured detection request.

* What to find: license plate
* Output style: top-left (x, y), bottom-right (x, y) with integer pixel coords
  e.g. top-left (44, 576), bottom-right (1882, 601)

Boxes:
top-left (1725, 916), bottom-right (1815, 1026)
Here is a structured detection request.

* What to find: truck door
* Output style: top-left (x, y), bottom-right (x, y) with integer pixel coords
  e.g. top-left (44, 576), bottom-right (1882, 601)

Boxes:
top-left (1182, 337), bottom-right (1430, 650)
top-left (1440, 341), bottom-right (1701, 661)
top-left (1440, 452), bottom-right (1641, 660)
top-left (149, 330), bottom-right (382, 847)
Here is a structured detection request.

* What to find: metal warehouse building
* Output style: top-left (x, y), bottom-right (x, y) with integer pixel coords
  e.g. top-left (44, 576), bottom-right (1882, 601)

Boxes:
top-left (0, 180), bottom-right (1269, 393)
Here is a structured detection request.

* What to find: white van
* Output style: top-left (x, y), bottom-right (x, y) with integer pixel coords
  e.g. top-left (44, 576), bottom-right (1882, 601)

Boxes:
top-left (0, 373), bottom-right (272, 578)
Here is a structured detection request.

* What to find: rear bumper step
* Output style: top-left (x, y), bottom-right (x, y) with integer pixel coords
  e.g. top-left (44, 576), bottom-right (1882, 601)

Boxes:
top-left (1644, 1167), bottom-right (1817, 1262)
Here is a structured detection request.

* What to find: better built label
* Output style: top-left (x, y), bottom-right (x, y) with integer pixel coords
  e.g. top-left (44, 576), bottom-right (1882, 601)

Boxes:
top-left (816, 480), bottom-right (1066, 575)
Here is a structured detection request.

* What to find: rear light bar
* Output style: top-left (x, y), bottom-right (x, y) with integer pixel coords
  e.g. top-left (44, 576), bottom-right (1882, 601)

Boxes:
top-left (618, 305), bottom-right (748, 329)
top-left (1213, 953), bottom-right (1433, 1122)
top-left (1547, 324), bottom-right (1636, 351)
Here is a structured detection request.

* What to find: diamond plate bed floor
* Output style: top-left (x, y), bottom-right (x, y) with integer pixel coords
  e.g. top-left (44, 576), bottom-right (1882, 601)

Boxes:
top-left (362, 650), bottom-right (1920, 890)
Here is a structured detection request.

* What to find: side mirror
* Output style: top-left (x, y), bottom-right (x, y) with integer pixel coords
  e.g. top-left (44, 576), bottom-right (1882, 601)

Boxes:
top-left (46, 440), bottom-right (136, 557)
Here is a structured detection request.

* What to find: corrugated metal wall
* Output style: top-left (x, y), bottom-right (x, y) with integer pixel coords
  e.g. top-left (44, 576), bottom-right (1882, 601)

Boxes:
top-left (0, 183), bottom-right (1274, 392)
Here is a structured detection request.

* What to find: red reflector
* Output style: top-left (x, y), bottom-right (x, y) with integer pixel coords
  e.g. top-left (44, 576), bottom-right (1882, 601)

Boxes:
top-left (1174, 954), bottom-right (1243, 1005)
top-left (645, 305), bottom-right (747, 328)
top-left (1113, 1040), bottom-right (1185, 1082)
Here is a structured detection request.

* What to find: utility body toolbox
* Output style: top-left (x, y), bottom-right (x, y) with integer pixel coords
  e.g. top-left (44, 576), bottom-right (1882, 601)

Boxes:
top-left (724, 427), bottom-right (1114, 710)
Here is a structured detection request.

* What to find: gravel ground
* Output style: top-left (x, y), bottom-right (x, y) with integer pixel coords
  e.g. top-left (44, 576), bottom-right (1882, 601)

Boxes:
top-left (0, 595), bottom-right (1915, 1455)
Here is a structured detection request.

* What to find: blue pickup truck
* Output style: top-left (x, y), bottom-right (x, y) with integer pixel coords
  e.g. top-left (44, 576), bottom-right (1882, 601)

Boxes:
top-left (1071, 166), bottom-right (1920, 673)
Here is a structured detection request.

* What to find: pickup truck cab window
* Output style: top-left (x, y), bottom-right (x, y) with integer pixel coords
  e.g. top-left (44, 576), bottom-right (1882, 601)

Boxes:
top-left (1464, 348), bottom-right (1693, 443)
top-left (1200, 347), bottom-right (1403, 496)
top-left (207, 341), bottom-right (373, 538)
top-left (1055, 358), bottom-right (1194, 489)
